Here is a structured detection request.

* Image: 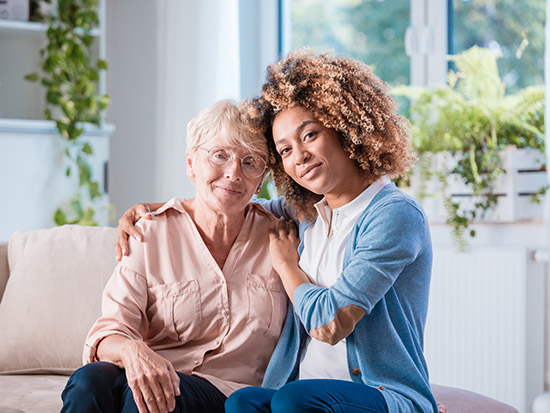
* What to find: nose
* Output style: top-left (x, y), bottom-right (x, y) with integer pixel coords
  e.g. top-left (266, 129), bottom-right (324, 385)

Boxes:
top-left (224, 158), bottom-right (243, 180)
top-left (294, 145), bottom-right (311, 165)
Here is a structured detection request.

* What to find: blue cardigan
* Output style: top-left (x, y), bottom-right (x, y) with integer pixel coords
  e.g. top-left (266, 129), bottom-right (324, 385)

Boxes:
top-left (257, 183), bottom-right (438, 412)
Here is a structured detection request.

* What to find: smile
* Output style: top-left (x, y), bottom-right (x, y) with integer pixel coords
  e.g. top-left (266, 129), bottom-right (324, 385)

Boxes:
top-left (299, 163), bottom-right (322, 179)
top-left (216, 185), bottom-right (243, 195)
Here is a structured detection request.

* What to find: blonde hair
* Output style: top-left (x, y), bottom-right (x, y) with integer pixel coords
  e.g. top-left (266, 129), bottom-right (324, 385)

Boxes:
top-left (241, 49), bottom-right (415, 218)
top-left (186, 99), bottom-right (268, 161)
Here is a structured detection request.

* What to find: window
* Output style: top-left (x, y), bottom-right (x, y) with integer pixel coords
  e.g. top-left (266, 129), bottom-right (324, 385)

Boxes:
top-left (451, 0), bottom-right (546, 92)
top-left (286, 0), bottom-right (410, 86)
top-left (283, 0), bottom-right (545, 90)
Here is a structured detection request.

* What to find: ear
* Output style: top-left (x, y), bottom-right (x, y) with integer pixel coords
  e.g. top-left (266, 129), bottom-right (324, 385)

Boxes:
top-left (254, 180), bottom-right (264, 195)
top-left (186, 151), bottom-right (196, 182)
top-left (254, 172), bottom-right (268, 194)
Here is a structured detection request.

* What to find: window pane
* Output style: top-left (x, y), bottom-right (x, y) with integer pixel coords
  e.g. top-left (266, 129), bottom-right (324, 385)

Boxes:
top-left (290, 0), bottom-right (410, 86)
top-left (452, 0), bottom-right (545, 92)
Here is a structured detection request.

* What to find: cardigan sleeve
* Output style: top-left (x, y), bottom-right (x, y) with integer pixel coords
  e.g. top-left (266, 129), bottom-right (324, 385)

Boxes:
top-left (253, 196), bottom-right (295, 220)
top-left (293, 198), bottom-right (428, 345)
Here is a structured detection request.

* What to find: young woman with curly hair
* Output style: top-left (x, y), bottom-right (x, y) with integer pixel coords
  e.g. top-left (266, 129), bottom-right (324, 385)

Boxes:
top-left (117, 49), bottom-right (438, 412)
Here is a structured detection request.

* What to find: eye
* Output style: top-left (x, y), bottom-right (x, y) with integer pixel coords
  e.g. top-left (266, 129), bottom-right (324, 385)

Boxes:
top-left (242, 155), bottom-right (257, 167)
top-left (278, 147), bottom-right (291, 157)
top-left (303, 131), bottom-right (317, 141)
top-left (212, 149), bottom-right (230, 160)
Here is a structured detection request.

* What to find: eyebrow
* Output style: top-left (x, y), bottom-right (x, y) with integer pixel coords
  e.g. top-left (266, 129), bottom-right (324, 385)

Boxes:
top-left (275, 120), bottom-right (318, 147)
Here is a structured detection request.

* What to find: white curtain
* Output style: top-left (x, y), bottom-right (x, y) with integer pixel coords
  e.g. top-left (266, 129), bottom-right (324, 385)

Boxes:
top-left (546, 0), bottom-right (550, 218)
top-left (154, 0), bottom-right (242, 201)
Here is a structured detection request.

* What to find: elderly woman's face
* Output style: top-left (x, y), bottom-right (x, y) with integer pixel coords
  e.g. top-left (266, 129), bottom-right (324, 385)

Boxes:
top-left (272, 106), bottom-right (359, 196)
top-left (188, 134), bottom-right (265, 215)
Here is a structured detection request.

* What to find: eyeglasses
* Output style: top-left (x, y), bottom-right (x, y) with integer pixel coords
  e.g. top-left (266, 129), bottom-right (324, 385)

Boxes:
top-left (198, 146), bottom-right (267, 179)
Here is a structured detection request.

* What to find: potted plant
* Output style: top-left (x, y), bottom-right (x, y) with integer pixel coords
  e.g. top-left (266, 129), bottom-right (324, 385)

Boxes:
top-left (393, 46), bottom-right (546, 250)
top-left (25, 0), bottom-right (110, 226)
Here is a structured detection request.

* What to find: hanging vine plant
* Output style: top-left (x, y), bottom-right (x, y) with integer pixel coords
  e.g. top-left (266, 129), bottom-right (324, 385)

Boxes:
top-left (25, 0), bottom-right (110, 226)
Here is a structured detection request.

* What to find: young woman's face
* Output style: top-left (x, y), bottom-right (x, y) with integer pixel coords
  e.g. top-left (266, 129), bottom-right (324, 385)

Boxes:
top-left (187, 134), bottom-right (264, 216)
top-left (272, 106), bottom-right (363, 199)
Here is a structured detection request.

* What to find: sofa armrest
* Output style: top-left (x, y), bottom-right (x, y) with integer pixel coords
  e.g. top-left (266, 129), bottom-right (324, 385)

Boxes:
top-left (431, 383), bottom-right (518, 413)
top-left (0, 243), bottom-right (8, 301)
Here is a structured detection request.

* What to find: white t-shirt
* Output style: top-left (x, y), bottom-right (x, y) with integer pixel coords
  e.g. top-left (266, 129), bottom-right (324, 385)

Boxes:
top-left (298, 176), bottom-right (390, 380)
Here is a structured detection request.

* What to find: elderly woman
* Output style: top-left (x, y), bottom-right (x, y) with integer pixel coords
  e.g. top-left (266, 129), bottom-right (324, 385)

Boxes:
top-left (118, 49), bottom-right (439, 412)
top-left (61, 100), bottom-right (287, 413)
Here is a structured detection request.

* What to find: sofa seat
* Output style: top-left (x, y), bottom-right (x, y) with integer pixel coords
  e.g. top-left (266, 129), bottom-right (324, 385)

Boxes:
top-left (0, 375), bottom-right (67, 412)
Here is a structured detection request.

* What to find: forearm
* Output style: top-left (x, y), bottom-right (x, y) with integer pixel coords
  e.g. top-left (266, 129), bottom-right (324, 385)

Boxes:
top-left (276, 262), bottom-right (311, 304)
top-left (96, 334), bottom-right (140, 368)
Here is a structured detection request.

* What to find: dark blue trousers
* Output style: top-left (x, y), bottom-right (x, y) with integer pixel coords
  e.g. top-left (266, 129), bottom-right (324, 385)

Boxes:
top-left (225, 380), bottom-right (388, 413)
top-left (61, 361), bottom-right (226, 413)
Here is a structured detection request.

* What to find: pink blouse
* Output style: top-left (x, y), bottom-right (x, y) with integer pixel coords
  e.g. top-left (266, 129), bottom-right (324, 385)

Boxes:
top-left (83, 198), bottom-right (288, 396)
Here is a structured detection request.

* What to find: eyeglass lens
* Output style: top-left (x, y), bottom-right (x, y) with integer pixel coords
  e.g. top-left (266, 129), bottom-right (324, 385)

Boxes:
top-left (208, 147), bottom-right (265, 178)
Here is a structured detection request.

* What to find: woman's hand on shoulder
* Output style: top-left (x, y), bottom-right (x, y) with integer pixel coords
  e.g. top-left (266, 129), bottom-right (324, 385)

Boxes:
top-left (119, 340), bottom-right (181, 413)
top-left (116, 203), bottom-right (158, 262)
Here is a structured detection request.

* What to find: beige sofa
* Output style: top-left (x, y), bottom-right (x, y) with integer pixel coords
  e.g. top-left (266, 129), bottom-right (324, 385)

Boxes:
top-left (0, 226), bottom-right (519, 413)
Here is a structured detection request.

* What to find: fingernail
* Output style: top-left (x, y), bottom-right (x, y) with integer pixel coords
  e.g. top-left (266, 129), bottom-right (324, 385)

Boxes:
top-left (133, 235), bottom-right (142, 241)
top-left (122, 248), bottom-right (126, 256)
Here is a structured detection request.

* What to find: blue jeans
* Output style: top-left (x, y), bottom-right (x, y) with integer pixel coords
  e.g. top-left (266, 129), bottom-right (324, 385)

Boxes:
top-left (225, 380), bottom-right (389, 413)
top-left (61, 361), bottom-right (226, 413)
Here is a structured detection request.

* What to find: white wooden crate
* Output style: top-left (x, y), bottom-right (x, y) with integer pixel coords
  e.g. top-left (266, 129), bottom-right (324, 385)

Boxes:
top-left (411, 148), bottom-right (547, 222)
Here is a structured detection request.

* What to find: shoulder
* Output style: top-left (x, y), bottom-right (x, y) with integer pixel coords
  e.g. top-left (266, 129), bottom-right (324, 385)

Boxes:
top-left (366, 184), bottom-right (426, 223)
top-left (134, 197), bottom-right (188, 235)
top-left (246, 201), bottom-right (278, 229)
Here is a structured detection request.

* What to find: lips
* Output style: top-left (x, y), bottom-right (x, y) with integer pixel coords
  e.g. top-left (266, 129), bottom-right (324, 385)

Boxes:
top-left (299, 163), bottom-right (322, 179)
top-left (216, 185), bottom-right (243, 195)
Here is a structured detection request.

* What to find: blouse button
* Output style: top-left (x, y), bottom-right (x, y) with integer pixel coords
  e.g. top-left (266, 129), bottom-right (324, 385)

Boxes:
top-left (193, 360), bottom-right (199, 365)
top-left (377, 385), bottom-right (385, 391)
top-left (221, 310), bottom-right (228, 316)
top-left (352, 368), bottom-right (361, 376)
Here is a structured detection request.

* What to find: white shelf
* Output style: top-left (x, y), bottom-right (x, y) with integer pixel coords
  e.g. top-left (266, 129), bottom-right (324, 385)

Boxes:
top-left (0, 19), bottom-right (100, 37)
top-left (0, 118), bottom-right (115, 136)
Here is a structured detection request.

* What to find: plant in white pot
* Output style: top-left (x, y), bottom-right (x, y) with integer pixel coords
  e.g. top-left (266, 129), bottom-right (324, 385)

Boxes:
top-left (393, 46), bottom-right (546, 250)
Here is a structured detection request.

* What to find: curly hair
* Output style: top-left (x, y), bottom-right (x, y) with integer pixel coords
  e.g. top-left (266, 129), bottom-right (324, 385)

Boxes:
top-left (241, 48), bottom-right (414, 219)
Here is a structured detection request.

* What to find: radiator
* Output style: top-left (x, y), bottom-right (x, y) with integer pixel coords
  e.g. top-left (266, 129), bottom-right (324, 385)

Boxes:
top-left (424, 247), bottom-right (545, 412)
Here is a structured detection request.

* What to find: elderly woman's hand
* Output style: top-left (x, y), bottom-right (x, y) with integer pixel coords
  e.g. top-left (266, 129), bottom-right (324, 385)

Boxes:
top-left (119, 340), bottom-right (181, 413)
top-left (116, 202), bottom-right (163, 261)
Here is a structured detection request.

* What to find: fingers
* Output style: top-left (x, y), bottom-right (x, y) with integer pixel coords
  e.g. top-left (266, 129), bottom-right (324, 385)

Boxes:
top-left (129, 378), bottom-right (160, 413)
top-left (116, 228), bottom-right (130, 262)
top-left (170, 366), bottom-right (181, 397)
top-left (115, 203), bottom-right (151, 261)
top-left (270, 218), bottom-right (298, 239)
top-left (129, 374), bottom-right (168, 413)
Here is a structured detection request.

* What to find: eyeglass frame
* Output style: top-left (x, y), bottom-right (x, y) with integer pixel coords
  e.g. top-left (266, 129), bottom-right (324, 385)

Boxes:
top-left (196, 146), bottom-right (267, 179)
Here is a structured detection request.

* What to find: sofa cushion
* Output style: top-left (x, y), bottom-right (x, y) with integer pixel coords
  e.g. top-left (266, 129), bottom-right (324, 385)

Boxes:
top-left (431, 383), bottom-right (518, 412)
top-left (0, 374), bottom-right (68, 412)
top-left (0, 225), bottom-right (117, 374)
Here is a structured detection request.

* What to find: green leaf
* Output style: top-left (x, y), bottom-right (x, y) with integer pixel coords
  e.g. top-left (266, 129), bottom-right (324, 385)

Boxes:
top-left (97, 59), bottom-right (108, 70)
top-left (89, 181), bottom-right (101, 199)
top-left (65, 166), bottom-right (71, 177)
top-left (54, 208), bottom-right (67, 226)
top-left (82, 142), bottom-right (93, 155)
top-left (24, 72), bottom-right (40, 82)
